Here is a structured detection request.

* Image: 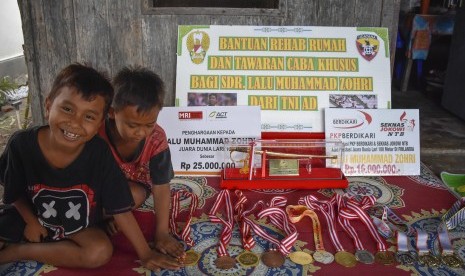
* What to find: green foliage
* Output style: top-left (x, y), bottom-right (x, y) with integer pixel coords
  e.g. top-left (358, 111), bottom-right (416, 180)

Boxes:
top-left (0, 76), bottom-right (19, 106)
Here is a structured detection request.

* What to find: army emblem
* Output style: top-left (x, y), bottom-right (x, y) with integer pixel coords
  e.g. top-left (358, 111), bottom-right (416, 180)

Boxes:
top-left (186, 31), bottom-right (210, 64)
top-left (356, 34), bottom-right (379, 61)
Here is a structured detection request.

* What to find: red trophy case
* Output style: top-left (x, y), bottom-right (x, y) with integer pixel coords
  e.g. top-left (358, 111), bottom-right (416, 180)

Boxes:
top-left (220, 139), bottom-right (348, 189)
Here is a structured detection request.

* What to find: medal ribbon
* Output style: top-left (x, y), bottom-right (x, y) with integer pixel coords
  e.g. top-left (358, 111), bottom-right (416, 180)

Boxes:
top-left (415, 230), bottom-right (430, 255)
top-left (240, 196), bottom-right (296, 256)
top-left (370, 205), bottom-right (416, 238)
top-left (170, 189), bottom-right (198, 246)
top-left (338, 195), bottom-right (388, 252)
top-left (299, 194), bottom-right (345, 252)
top-left (258, 206), bottom-right (298, 255)
top-left (442, 198), bottom-right (465, 230)
top-left (437, 223), bottom-right (455, 255)
top-left (209, 190), bottom-right (234, 256)
top-left (234, 190), bottom-right (255, 250)
top-left (397, 231), bottom-right (410, 252)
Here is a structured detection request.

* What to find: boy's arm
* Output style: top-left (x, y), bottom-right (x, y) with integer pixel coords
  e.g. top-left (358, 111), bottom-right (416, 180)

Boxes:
top-left (152, 184), bottom-right (170, 237)
top-left (13, 197), bottom-right (48, 242)
top-left (113, 211), bottom-right (182, 270)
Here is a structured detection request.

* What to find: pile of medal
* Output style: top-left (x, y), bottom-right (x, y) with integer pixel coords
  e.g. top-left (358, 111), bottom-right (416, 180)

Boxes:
top-left (173, 189), bottom-right (465, 269)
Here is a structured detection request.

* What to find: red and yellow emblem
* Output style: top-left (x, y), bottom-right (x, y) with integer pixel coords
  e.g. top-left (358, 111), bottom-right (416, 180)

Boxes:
top-left (186, 31), bottom-right (210, 64)
top-left (356, 34), bottom-right (379, 61)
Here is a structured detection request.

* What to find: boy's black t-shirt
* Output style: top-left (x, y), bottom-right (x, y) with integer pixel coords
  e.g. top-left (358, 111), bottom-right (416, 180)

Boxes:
top-left (0, 126), bottom-right (134, 240)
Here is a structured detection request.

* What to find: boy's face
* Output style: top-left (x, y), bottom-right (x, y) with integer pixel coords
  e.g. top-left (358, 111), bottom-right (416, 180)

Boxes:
top-left (109, 105), bottom-right (160, 144)
top-left (45, 86), bottom-right (105, 150)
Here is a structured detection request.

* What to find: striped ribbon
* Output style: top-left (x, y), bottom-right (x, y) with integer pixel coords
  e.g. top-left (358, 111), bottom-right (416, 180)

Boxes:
top-left (299, 194), bottom-right (346, 252)
top-left (442, 198), bottom-right (465, 230)
top-left (209, 190), bottom-right (234, 256)
top-left (370, 205), bottom-right (416, 237)
top-left (169, 189), bottom-right (198, 247)
top-left (234, 190), bottom-right (255, 250)
top-left (339, 195), bottom-right (388, 252)
top-left (239, 196), bottom-right (296, 255)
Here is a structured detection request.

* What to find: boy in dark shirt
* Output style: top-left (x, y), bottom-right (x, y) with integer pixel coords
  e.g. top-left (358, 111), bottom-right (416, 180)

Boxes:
top-left (0, 64), bottom-right (182, 271)
top-left (98, 66), bottom-right (185, 261)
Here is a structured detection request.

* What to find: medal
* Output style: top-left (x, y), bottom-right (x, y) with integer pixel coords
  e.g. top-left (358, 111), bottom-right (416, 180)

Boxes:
top-left (215, 255), bottom-right (237, 269)
top-left (396, 251), bottom-right (417, 266)
top-left (334, 251), bottom-right (357, 267)
top-left (285, 205), bottom-right (334, 265)
top-left (236, 250), bottom-right (259, 267)
top-left (438, 201), bottom-right (465, 268)
top-left (313, 250), bottom-right (335, 264)
top-left (395, 232), bottom-right (417, 266)
top-left (288, 251), bottom-right (313, 265)
top-left (299, 195), bottom-right (353, 267)
top-left (355, 249), bottom-right (375, 264)
top-left (261, 250), bottom-right (286, 268)
top-left (416, 230), bottom-right (440, 267)
top-left (183, 249), bottom-right (201, 266)
top-left (374, 251), bottom-right (396, 265)
top-left (418, 253), bottom-right (441, 267)
top-left (441, 253), bottom-right (464, 268)
top-left (338, 196), bottom-right (394, 265)
top-left (209, 190), bottom-right (236, 270)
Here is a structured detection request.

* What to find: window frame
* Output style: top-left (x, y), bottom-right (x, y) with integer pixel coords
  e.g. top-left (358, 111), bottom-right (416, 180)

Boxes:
top-left (141, 0), bottom-right (286, 16)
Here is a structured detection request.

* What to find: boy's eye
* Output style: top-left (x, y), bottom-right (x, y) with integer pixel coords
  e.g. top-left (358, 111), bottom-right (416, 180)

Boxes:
top-left (85, 114), bottom-right (97, 121)
top-left (61, 106), bottom-right (72, 113)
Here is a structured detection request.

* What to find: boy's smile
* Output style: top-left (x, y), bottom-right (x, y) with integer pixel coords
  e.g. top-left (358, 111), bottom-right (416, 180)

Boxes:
top-left (44, 86), bottom-right (105, 151)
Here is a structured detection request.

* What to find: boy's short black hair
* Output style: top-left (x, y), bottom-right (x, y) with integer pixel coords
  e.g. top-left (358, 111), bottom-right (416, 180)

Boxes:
top-left (112, 66), bottom-right (165, 113)
top-left (48, 63), bottom-right (113, 115)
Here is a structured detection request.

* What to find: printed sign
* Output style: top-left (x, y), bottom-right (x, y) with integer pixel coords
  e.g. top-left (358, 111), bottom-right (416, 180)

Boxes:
top-left (176, 25), bottom-right (391, 132)
top-left (325, 109), bottom-right (420, 176)
top-left (157, 106), bottom-right (261, 175)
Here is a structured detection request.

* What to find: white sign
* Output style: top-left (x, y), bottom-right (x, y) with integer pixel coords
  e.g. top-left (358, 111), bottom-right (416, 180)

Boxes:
top-left (157, 106), bottom-right (261, 175)
top-left (325, 109), bottom-right (420, 176)
top-left (176, 25), bottom-right (391, 132)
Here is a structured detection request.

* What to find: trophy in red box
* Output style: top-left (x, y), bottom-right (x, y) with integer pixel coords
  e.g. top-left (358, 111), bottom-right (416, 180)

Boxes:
top-left (220, 139), bottom-right (348, 189)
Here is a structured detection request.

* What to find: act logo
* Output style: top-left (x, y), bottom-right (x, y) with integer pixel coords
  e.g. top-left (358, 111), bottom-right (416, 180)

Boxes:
top-left (186, 31), bottom-right (210, 64)
top-left (356, 34), bottom-right (379, 61)
top-left (208, 111), bottom-right (227, 120)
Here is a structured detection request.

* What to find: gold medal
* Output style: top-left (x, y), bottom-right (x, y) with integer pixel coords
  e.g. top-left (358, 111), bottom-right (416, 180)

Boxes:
top-left (288, 251), bottom-right (314, 265)
top-left (183, 249), bottom-right (200, 266)
top-left (236, 250), bottom-right (259, 267)
top-left (441, 254), bottom-right (464, 268)
top-left (335, 251), bottom-right (357, 267)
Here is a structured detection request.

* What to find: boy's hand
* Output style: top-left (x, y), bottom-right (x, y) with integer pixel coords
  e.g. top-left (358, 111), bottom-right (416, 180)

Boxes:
top-left (154, 233), bottom-right (186, 259)
top-left (24, 220), bottom-right (48, 242)
top-left (140, 249), bottom-right (183, 271)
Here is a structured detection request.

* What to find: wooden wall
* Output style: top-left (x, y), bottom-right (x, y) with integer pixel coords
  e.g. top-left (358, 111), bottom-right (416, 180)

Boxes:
top-left (18, 0), bottom-right (400, 125)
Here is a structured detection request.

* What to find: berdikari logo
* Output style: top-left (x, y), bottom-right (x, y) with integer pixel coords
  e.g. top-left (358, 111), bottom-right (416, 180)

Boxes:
top-left (209, 111), bottom-right (228, 119)
top-left (332, 110), bottom-right (372, 129)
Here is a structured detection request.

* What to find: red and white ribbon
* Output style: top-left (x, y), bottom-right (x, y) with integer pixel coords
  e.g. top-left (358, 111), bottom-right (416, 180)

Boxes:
top-left (338, 195), bottom-right (388, 252)
top-left (209, 190), bottom-right (234, 256)
top-left (299, 194), bottom-right (346, 252)
top-left (234, 190), bottom-right (255, 250)
top-left (170, 189), bottom-right (198, 246)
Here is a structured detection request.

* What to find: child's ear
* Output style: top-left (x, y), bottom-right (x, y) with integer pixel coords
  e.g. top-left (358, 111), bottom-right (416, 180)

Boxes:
top-left (108, 107), bottom-right (115, 119)
top-left (44, 97), bottom-right (52, 120)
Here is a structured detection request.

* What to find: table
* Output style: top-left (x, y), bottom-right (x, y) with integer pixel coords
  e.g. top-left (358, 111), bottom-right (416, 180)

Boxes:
top-left (1, 164), bottom-right (464, 275)
top-left (400, 14), bottom-right (455, 92)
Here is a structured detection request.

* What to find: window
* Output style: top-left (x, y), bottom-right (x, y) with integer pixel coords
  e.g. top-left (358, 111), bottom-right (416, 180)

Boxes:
top-left (142, 0), bottom-right (285, 16)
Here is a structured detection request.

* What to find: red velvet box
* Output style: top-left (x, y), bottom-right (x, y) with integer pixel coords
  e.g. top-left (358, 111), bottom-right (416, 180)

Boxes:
top-left (220, 133), bottom-right (348, 189)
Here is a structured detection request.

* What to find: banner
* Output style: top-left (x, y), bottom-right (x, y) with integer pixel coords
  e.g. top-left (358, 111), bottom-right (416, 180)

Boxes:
top-left (157, 106), bottom-right (261, 175)
top-left (325, 109), bottom-right (420, 176)
top-left (176, 25), bottom-right (391, 132)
